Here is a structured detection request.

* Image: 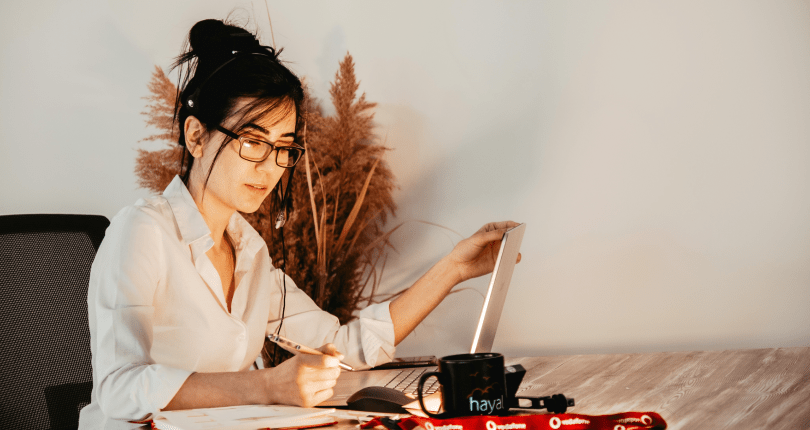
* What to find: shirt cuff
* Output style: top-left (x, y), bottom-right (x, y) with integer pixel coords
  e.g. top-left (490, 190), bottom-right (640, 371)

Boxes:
top-left (357, 301), bottom-right (396, 368)
top-left (150, 365), bottom-right (195, 413)
top-left (96, 363), bottom-right (193, 422)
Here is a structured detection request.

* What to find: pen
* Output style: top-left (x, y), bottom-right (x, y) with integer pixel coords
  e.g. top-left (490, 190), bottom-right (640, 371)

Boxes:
top-left (267, 334), bottom-right (354, 371)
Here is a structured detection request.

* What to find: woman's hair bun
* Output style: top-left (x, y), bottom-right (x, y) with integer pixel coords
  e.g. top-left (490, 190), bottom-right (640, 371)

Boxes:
top-left (189, 19), bottom-right (264, 61)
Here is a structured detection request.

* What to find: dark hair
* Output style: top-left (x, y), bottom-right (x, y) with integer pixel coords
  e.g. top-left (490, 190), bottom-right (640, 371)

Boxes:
top-left (171, 19), bottom-right (305, 186)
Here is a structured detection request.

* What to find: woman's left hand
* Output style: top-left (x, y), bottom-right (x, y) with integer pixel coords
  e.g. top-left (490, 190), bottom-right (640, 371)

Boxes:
top-left (447, 221), bottom-right (522, 284)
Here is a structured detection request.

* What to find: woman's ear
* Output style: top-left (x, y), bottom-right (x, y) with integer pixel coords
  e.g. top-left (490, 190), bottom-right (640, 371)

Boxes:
top-left (184, 116), bottom-right (205, 158)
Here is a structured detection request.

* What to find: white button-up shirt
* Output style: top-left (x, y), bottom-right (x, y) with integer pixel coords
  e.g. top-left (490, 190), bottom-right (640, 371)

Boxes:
top-left (78, 176), bottom-right (395, 429)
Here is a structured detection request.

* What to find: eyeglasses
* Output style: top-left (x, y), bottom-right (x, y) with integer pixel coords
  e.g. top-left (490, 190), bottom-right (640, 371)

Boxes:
top-left (216, 125), bottom-right (305, 168)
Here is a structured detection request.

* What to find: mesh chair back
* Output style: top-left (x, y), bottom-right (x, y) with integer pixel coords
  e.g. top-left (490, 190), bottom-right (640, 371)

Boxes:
top-left (0, 214), bottom-right (109, 430)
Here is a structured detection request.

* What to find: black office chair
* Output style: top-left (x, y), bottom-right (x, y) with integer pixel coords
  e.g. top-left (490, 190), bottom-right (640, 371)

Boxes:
top-left (0, 214), bottom-right (109, 430)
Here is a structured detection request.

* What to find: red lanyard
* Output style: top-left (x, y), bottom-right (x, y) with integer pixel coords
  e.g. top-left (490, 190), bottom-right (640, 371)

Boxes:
top-left (362, 412), bottom-right (666, 430)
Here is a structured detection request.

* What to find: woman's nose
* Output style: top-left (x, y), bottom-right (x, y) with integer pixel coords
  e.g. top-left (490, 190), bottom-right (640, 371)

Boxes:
top-left (256, 152), bottom-right (278, 172)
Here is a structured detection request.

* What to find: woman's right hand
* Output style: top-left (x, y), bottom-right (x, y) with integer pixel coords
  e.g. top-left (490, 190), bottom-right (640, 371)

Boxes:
top-left (263, 343), bottom-right (343, 407)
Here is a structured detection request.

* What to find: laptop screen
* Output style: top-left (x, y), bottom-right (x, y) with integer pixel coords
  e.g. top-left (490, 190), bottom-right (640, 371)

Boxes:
top-left (470, 223), bottom-right (526, 353)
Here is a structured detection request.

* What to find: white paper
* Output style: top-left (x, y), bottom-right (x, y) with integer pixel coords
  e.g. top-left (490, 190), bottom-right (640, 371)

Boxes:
top-left (403, 392), bottom-right (442, 418)
top-left (153, 405), bottom-right (336, 430)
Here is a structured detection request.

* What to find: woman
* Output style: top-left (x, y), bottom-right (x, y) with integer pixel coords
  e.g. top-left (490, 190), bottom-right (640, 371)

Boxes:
top-left (79, 19), bottom-right (518, 429)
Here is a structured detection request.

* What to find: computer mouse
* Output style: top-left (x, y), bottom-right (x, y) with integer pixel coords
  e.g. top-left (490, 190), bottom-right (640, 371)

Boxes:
top-left (345, 386), bottom-right (413, 414)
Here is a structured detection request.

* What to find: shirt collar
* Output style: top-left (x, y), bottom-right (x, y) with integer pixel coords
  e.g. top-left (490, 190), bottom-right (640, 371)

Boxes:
top-left (227, 211), bottom-right (267, 261)
top-left (163, 175), bottom-right (268, 259)
top-left (163, 176), bottom-right (211, 246)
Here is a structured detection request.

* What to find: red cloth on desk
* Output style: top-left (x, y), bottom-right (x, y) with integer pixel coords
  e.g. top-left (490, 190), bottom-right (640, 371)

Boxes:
top-left (363, 412), bottom-right (667, 430)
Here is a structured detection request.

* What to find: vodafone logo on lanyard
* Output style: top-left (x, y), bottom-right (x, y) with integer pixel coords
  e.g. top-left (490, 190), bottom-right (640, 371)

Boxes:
top-left (549, 417), bottom-right (591, 428)
top-left (615, 414), bottom-right (654, 428)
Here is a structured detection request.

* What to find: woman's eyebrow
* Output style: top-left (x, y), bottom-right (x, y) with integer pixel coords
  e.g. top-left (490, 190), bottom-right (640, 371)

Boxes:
top-left (240, 123), bottom-right (269, 134)
top-left (241, 123), bottom-right (296, 139)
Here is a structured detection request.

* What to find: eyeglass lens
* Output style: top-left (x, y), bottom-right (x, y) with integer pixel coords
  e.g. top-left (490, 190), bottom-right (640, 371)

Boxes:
top-left (239, 138), bottom-right (301, 167)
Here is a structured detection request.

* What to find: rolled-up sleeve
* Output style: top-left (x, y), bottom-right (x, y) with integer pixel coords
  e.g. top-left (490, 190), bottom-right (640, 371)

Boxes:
top-left (267, 273), bottom-right (396, 369)
top-left (88, 207), bottom-right (192, 421)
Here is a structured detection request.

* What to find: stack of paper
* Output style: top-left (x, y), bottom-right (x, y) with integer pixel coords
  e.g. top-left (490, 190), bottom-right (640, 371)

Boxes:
top-left (402, 392), bottom-right (441, 418)
top-left (152, 405), bottom-right (336, 430)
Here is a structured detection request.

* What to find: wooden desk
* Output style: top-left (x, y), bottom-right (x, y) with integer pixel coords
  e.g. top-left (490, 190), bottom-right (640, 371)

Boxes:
top-left (334, 347), bottom-right (810, 430)
top-left (511, 347), bottom-right (810, 429)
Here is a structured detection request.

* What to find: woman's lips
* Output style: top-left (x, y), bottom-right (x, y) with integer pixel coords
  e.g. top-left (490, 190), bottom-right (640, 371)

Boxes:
top-left (245, 184), bottom-right (267, 193)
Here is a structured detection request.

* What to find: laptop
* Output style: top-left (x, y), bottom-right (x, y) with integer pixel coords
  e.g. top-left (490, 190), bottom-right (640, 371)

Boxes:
top-left (321, 223), bottom-right (526, 406)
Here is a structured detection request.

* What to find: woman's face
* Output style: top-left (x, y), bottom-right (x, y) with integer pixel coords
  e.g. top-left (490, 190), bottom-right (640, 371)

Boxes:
top-left (189, 99), bottom-right (297, 215)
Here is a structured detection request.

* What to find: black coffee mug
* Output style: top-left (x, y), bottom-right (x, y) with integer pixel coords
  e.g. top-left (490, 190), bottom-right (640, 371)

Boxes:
top-left (417, 353), bottom-right (507, 418)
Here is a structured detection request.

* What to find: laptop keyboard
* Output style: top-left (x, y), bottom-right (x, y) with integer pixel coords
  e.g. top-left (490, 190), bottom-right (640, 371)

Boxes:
top-left (382, 367), bottom-right (440, 396)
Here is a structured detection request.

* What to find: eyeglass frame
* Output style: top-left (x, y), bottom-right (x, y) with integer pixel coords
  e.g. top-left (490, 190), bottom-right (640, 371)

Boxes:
top-left (215, 125), bottom-right (305, 168)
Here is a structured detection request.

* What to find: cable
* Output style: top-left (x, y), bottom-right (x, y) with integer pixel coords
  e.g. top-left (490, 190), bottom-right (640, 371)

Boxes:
top-left (271, 182), bottom-right (289, 367)
top-left (276, 225), bottom-right (287, 336)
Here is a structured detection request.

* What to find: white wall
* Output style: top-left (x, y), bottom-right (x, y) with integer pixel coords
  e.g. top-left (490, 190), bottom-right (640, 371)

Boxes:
top-left (2, 0), bottom-right (808, 358)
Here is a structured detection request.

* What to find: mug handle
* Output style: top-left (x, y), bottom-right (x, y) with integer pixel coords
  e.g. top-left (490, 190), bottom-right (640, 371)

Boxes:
top-left (417, 371), bottom-right (444, 418)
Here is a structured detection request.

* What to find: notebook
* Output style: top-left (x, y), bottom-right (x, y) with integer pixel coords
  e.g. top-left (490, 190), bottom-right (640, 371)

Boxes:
top-left (152, 405), bottom-right (336, 430)
top-left (320, 223), bottom-right (526, 407)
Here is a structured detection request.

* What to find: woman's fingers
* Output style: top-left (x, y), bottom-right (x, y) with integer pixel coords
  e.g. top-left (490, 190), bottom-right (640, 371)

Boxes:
top-left (298, 354), bottom-right (342, 377)
top-left (474, 228), bottom-right (508, 246)
top-left (302, 374), bottom-right (338, 392)
top-left (473, 221), bottom-right (520, 245)
top-left (265, 347), bottom-right (346, 407)
top-left (476, 220), bottom-right (519, 234)
top-left (297, 355), bottom-right (341, 404)
top-left (449, 221), bottom-right (522, 282)
top-left (296, 363), bottom-right (339, 407)
top-left (310, 387), bottom-right (336, 407)
top-left (316, 343), bottom-right (344, 361)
